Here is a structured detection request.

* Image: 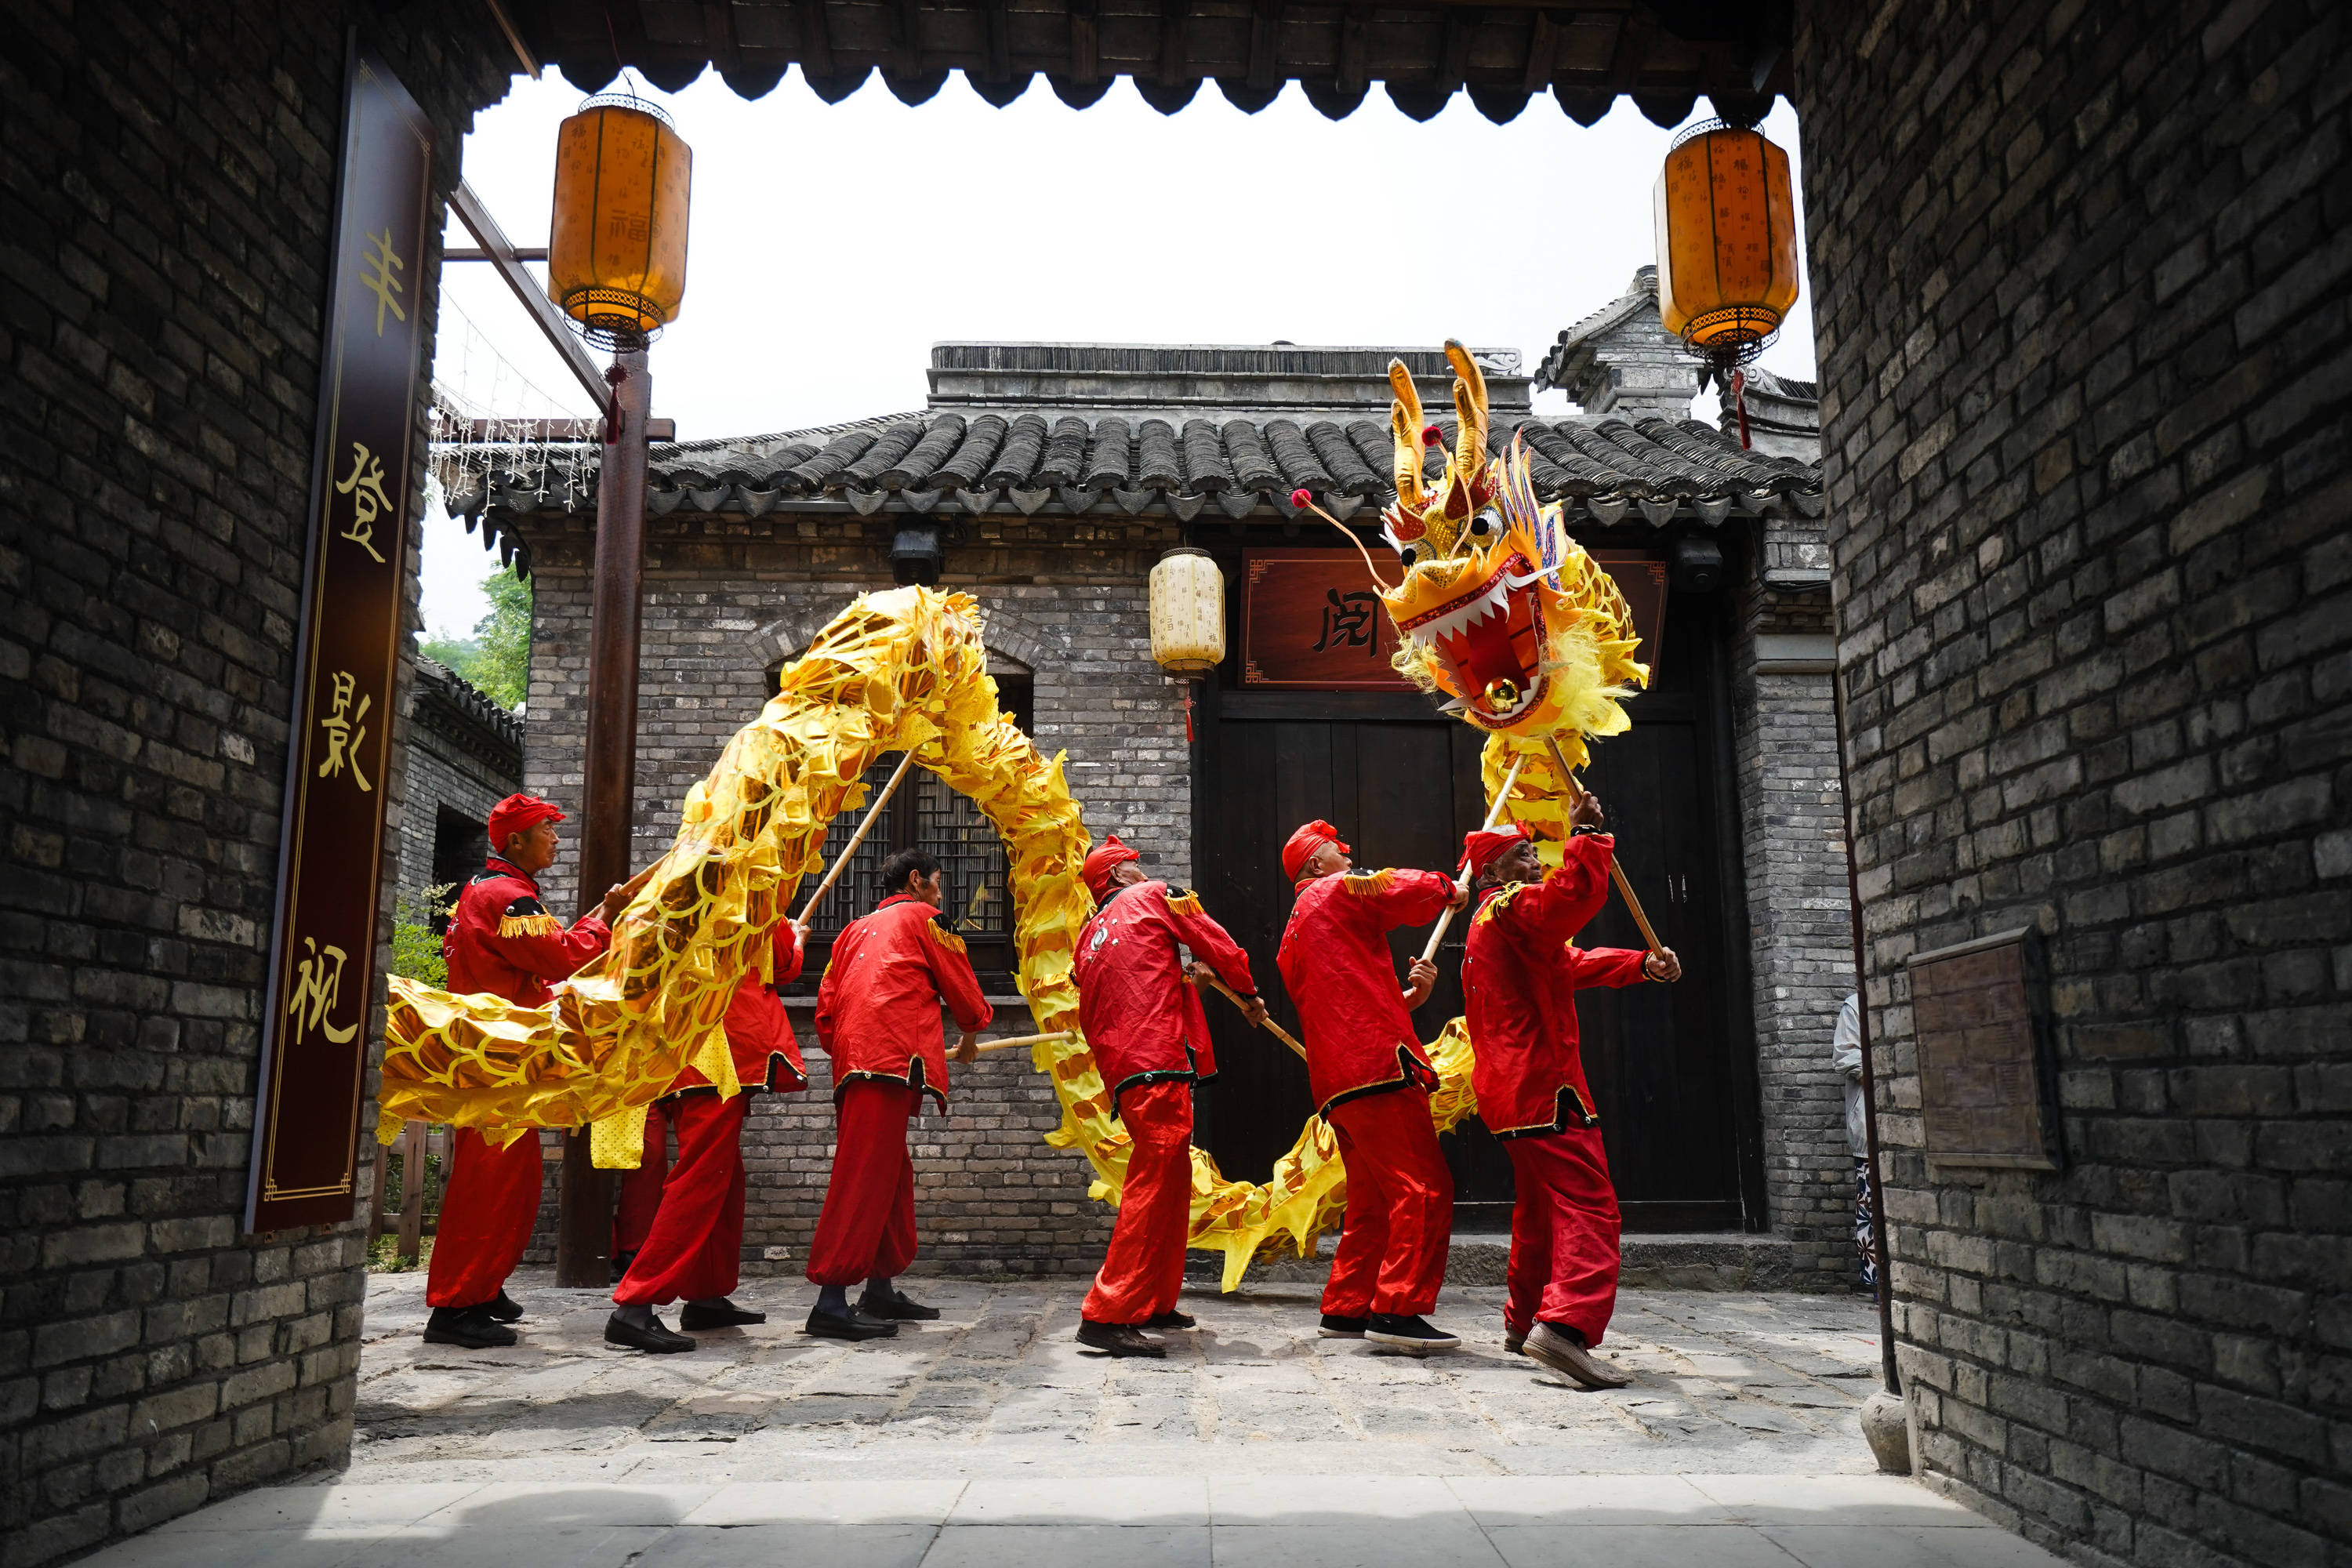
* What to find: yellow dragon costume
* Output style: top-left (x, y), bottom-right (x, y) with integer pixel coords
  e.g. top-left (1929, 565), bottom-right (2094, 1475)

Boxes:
top-left (379, 346), bottom-right (1646, 1290)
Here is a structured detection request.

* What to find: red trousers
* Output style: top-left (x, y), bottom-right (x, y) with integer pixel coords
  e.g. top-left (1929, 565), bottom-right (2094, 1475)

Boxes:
top-left (1081, 1080), bottom-right (1194, 1324)
top-left (804, 1080), bottom-right (921, 1287)
top-left (614, 1094), bottom-right (749, 1307)
top-left (425, 1128), bottom-right (544, 1308)
top-left (612, 1101), bottom-right (672, 1257)
top-left (1322, 1086), bottom-right (1453, 1318)
top-left (1502, 1126), bottom-right (1621, 1345)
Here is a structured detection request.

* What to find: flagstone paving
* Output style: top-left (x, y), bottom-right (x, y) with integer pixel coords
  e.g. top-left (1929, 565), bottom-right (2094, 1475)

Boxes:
top-left (343, 1269), bottom-right (1891, 1480)
top-left (78, 1271), bottom-right (2072, 1566)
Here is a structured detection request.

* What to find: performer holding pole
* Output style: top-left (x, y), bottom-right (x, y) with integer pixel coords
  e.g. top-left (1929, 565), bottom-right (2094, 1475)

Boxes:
top-left (1460, 794), bottom-right (1680, 1388)
top-left (801, 848), bottom-right (993, 1341)
top-left (604, 916), bottom-right (812, 1353)
top-left (1276, 820), bottom-right (1467, 1354)
top-left (426, 795), bottom-right (650, 1349)
top-left (1070, 836), bottom-right (1267, 1358)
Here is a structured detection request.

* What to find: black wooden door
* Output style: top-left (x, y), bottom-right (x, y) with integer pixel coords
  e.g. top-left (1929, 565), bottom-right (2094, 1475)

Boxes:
top-left (1194, 600), bottom-right (1755, 1232)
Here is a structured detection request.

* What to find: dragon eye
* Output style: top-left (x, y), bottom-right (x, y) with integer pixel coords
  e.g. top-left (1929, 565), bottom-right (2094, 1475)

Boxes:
top-left (1466, 509), bottom-right (1498, 539)
top-left (1399, 543), bottom-right (1421, 567)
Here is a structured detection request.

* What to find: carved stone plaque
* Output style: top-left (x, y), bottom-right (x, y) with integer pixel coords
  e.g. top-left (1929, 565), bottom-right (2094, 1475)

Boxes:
top-left (1907, 928), bottom-right (2061, 1170)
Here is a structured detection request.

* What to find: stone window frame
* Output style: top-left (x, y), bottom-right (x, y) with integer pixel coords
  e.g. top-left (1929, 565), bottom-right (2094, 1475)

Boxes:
top-left (751, 598), bottom-right (1068, 993)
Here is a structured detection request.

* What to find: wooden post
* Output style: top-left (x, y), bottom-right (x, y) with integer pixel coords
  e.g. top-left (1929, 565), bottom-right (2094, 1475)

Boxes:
top-left (556, 347), bottom-right (649, 1288)
top-left (1543, 736), bottom-right (1664, 956)
top-left (395, 1121), bottom-right (426, 1261)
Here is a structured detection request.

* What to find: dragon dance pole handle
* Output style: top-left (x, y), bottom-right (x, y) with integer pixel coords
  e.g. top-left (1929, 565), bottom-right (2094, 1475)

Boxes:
top-left (795, 749), bottom-right (921, 923)
top-left (972, 1030), bottom-right (1075, 1055)
top-left (1418, 750), bottom-right (1530, 965)
top-left (1542, 736), bottom-right (1664, 957)
top-left (1203, 971), bottom-right (1308, 1062)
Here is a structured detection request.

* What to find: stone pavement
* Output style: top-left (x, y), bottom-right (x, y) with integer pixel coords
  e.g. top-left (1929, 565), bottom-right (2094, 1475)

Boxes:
top-left (79, 1271), bottom-right (2067, 1566)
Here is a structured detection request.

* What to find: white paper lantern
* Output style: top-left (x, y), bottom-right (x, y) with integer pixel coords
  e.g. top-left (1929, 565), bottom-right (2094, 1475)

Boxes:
top-left (1149, 546), bottom-right (1225, 677)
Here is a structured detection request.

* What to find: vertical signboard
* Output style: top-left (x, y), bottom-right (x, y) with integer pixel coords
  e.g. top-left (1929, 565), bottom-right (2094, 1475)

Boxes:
top-left (247, 38), bottom-right (434, 1232)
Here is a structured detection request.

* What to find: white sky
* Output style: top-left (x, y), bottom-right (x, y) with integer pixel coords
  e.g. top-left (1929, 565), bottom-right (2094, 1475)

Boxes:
top-left (420, 70), bottom-right (1812, 639)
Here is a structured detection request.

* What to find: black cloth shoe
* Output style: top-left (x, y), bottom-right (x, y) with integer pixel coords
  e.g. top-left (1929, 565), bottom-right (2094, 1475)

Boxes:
top-left (423, 1305), bottom-right (516, 1350)
top-left (680, 1298), bottom-right (767, 1330)
top-left (1524, 1322), bottom-right (1632, 1388)
top-left (805, 1305), bottom-right (900, 1341)
top-left (1077, 1319), bottom-right (1167, 1358)
top-left (1365, 1313), bottom-right (1462, 1354)
top-left (1317, 1313), bottom-right (1369, 1339)
top-left (485, 1290), bottom-right (524, 1323)
top-left (858, 1287), bottom-right (941, 1321)
top-left (604, 1311), bottom-right (695, 1354)
top-left (1145, 1309), bottom-right (1196, 1330)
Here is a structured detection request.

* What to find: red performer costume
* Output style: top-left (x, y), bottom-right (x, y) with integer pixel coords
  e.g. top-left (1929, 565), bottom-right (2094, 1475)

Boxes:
top-left (425, 795), bottom-right (615, 1348)
top-left (1073, 837), bottom-right (1261, 1355)
top-left (804, 873), bottom-right (992, 1338)
top-left (1461, 819), bottom-right (1665, 1389)
top-left (604, 921), bottom-right (810, 1350)
top-left (1275, 820), bottom-right (1462, 1348)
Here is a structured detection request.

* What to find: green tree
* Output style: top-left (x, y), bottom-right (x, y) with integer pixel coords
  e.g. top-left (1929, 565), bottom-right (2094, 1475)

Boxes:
top-left (419, 566), bottom-right (531, 709)
top-left (469, 566), bottom-right (532, 709)
top-left (387, 883), bottom-right (453, 988)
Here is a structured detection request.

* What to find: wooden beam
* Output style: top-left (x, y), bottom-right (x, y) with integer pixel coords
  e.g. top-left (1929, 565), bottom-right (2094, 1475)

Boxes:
top-left (703, 1), bottom-right (742, 71)
top-left (445, 181), bottom-right (610, 408)
top-left (480, 0), bottom-right (541, 78)
top-left (1338, 3), bottom-right (1367, 93)
top-left (1522, 9), bottom-right (1559, 91)
top-left (1159, 0), bottom-right (1190, 85)
top-left (1067, 0), bottom-right (1098, 81)
top-left (1247, 0), bottom-right (1281, 89)
top-left (452, 416), bottom-right (676, 443)
top-left (985, 0), bottom-right (1011, 82)
top-left (794, 0), bottom-right (837, 78)
top-left (892, 0), bottom-right (925, 78)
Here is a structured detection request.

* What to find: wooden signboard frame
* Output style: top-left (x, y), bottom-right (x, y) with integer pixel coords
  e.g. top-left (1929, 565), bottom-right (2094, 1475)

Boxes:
top-left (1906, 927), bottom-right (2063, 1171)
top-left (246, 35), bottom-right (435, 1232)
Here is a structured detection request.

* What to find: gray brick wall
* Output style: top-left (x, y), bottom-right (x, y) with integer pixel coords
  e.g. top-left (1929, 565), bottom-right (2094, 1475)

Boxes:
top-left (390, 727), bottom-right (511, 904)
top-left (510, 509), bottom-right (1189, 1271)
top-left (0, 4), bottom-right (506, 1559)
top-left (1796, 2), bottom-right (2349, 1561)
top-left (1730, 566), bottom-right (1857, 1291)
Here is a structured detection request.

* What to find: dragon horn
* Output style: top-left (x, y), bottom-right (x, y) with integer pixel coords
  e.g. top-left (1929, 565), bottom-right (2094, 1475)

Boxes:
top-left (1445, 339), bottom-right (1490, 483)
top-left (1388, 358), bottom-right (1428, 510)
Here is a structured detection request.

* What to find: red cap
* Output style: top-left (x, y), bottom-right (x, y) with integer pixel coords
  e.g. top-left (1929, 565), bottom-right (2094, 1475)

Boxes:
top-left (1460, 824), bottom-right (1531, 880)
top-left (1082, 834), bottom-right (1142, 898)
top-left (1283, 820), bottom-right (1348, 882)
top-left (1422, 423), bottom-right (1443, 445)
top-left (488, 793), bottom-right (564, 852)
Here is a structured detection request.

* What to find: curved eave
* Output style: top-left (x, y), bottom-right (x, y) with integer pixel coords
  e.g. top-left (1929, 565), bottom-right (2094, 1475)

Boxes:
top-left (508, 1), bottom-right (1791, 126)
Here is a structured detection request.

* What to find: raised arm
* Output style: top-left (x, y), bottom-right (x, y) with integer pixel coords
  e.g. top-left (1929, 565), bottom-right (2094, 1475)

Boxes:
top-left (1164, 888), bottom-right (1258, 998)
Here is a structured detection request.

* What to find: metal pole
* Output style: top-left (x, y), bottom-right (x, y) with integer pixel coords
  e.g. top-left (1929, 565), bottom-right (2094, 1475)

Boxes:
top-left (555, 347), bottom-right (649, 1288)
top-left (1833, 673), bottom-right (1900, 1396)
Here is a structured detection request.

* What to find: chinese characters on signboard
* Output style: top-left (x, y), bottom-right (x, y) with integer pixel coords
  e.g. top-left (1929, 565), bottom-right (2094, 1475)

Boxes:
top-left (1241, 548), bottom-right (1671, 689)
top-left (247, 38), bottom-right (434, 1232)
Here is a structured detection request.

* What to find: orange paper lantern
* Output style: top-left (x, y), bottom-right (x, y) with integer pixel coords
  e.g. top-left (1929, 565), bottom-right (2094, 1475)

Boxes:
top-left (548, 96), bottom-right (691, 348)
top-left (1654, 122), bottom-right (1799, 367)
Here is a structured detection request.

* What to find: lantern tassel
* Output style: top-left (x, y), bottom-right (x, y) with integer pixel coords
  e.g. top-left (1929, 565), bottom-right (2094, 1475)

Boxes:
top-left (1731, 368), bottom-right (1751, 450)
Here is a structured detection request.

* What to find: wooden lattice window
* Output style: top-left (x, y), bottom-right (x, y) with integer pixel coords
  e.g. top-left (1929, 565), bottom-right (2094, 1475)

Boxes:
top-left (782, 661), bottom-right (1033, 994)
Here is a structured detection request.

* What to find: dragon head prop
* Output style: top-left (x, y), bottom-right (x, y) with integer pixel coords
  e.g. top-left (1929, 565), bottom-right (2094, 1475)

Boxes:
top-left (1372, 342), bottom-right (1650, 743)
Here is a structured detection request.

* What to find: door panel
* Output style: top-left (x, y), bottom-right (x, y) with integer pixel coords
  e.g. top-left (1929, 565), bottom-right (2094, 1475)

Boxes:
top-left (1196, 602), bottom-right (1751, 1232)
